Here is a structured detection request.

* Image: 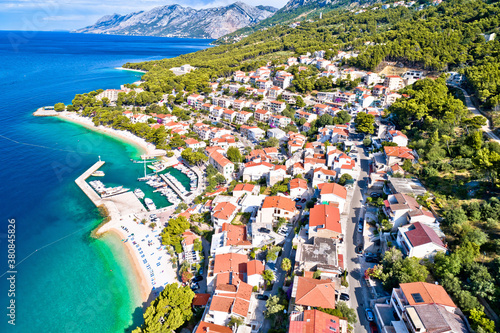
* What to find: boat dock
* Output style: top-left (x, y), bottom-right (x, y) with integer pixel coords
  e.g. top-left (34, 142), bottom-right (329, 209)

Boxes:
top-left (159, 174), bottom-right (189, 202)
top-left (33, 107), bottom-right (59, 117)
top-left (75, 161), bottom-right (106, 206)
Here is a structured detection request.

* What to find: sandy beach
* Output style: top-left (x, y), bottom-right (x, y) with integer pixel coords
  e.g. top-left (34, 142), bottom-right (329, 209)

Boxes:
top-left (115, 67), bottom-right (148, 73)
top-left (107, 228), bottom-right (152, 302)
top-left (99, 213), bottom-right (179, 303)
top-left (56, 111), bottom-right (162, 156)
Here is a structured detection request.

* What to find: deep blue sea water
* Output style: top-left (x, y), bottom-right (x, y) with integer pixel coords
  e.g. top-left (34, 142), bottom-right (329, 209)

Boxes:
top-left (0, 31), bottom-right (211, 333)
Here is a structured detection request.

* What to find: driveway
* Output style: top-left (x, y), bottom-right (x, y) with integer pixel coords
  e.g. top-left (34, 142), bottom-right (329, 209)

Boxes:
top-left (448, 84), bottom-right (500, 143)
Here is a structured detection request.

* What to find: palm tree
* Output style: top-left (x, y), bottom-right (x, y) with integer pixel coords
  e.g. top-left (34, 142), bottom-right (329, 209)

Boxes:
top-left (281, 258), bottom-right (291, 272)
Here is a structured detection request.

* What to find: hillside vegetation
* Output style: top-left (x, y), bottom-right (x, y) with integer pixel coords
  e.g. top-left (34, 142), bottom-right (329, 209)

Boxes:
top-left (124, 0), bottom-right (500, 111)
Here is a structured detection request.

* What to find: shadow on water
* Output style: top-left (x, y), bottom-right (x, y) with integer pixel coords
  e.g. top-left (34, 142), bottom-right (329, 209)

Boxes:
top-left (125, 289), bottom-right (156, 332)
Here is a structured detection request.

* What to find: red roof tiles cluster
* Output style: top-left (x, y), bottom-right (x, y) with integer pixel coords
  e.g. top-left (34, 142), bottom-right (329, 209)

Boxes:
top-left (309, 204), bottom-right (341, 234)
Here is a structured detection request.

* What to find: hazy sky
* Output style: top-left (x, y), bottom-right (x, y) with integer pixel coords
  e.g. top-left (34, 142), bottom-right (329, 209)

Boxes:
top-left (0, 0), bottom-right (289, 31)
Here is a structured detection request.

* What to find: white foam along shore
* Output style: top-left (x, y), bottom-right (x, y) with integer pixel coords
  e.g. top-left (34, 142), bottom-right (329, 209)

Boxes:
top-left (55, 111), bottom-right (160, 156)
top-left (115, 67), bottom-right (148, 73)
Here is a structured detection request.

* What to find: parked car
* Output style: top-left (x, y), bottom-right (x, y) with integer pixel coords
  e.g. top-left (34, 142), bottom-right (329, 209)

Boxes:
top-left (256, 294), bottom-right (269, 300)
top-left (258, 228), bottom-right (270, 234)
top-left (191, 283), bottom-right (200, 291)
top-left (365, 253), bottom-right (380, 263)
top-left (296, 204), bottom-right (302, 209)
top-left (355, 245), bottom-right (363, 254)
top-left (192, 275), bottom-right (203, 282)
top-left (339, 293), bottom-right (350, 301)
top-left (370, 192), bottom-right (382, 198)
top-left (301, 198), bottom-right (307, 203)
top-left (294, 198), bottom-right (301, 202)
top-left (365, 308), bottom-right (374, 321)
top-left (358, 220), bottom-right (363, 233)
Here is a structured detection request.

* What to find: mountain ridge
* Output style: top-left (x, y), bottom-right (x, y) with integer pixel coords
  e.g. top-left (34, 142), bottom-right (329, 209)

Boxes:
top-left (74, 2), bottom-right (278, 39)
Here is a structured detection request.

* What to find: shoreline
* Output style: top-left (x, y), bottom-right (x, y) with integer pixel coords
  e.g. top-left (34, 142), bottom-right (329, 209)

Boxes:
top-left (106, 228), bottom-right (151, 302)
top-left (55, 111), bottom-right (162, 156)
top-left (115, 67), bottom-right (148, 74)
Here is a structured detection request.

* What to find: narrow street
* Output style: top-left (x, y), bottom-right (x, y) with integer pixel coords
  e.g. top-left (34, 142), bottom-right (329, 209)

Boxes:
top-left (345, 140), bottom-right (371, 333)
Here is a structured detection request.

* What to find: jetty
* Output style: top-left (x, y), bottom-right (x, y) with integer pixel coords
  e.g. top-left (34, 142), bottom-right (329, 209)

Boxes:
top-left (159, 174), bottom-right (188, 202)
top-left (75, 161), bottom-right (147, 235)
top-left (75, 161), bottom-right (106, 205)
top-left (33, 107), bottom-right (59, 117)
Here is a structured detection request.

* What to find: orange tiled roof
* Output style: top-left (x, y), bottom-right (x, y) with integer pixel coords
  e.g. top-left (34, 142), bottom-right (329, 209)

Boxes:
top-left (246, 260), bottom-right (265, 276)
top-left (221, 223), bottom-right (251, 246)
top-left (195, 321), bottom-right (232, 333)
top-left (233, 183), bottom-right (255, 193)
top-left (212, 202), bottom-right (237, 221)
top-left (210, 151), bottom-right (233, 167)
top-left (309, 205), bottom-right (341, 233)
top-left (289, 178), bottom-right (308, 190)
top-left (400, 282), bottom-right (456, 308)
top-left (262, 196), bottom-right (296, 212)
top-left (288, 309), bottom-right (341, 333)
top-left (384, 146), bottom-right (415, 159)
top-left (184, 138), bottom-right (200, 145)
top-left (317, 183), bottom-right (347, 199)
top-left (295, 277), bottom-right (336, 309)
top-left (182, 230), bottom-right (200, 246)
top-left (192, 293), bottom-right (211, 306)
top-left (213, 253), bottom-right (248, 275)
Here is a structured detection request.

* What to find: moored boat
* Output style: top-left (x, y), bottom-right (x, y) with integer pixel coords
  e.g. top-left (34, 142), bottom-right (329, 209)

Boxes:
top-left (134, 188), bottom-right (145, 199)
top-left (144, 198), bottom-right (156, 211)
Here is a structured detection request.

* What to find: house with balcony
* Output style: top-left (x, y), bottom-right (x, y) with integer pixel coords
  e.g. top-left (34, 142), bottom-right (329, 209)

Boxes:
top-left (317, 183), bottom-right (347, 213)
top-left (208, 151), bottom-right (234, 181)
top-left (268, 86), bottom-right (283, 100)
top-left (242, 161), bottom-right (274, 182)
top-left (383, 193), bottom-right (421, 229)
top-left (222, 109), bottom-right (237, 123)
top-left (269, 100), bottom-right (286, 113)
top-left (256, 196), bottom-right (298, 224)
top-left (211, 202), bottom-right (238, 230)
top-left (236, 110), bottom-right (252, 124)
top-left (387, 130), bottom-right (409, 147)
top-left (288, 178), bottom-right (308, 199)
top-left (254, 109), bottom-right (271, 123)
top-left (185, 138), bottom-right (206, 150)
top-left (374, 282), bottom-right (470, 333)
top-left (312, 167), bottom-right (337, 187)
top-left (384, 146), bottom-right (416, 166)
top-left (384, 75), bottom-right (405, 91)
top-left (269, 115), bottom-right (291, 128)
top-left (396, 222), bottom-right (446, 259)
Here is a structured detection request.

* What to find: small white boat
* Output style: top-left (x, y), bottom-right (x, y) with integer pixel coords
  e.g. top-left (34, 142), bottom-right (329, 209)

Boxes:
top-left (144, 198), bottom-right (156, 211)
top-left (91, 170), bottom-right (105, 177)
top-left (134, 188), bottom-right (145, 199)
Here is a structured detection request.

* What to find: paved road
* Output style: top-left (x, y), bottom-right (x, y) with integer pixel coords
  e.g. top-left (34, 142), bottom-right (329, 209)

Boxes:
top-left (344, 140), bottom-right (371, 333)
top-left (449, 84), bottom-right (500, 143)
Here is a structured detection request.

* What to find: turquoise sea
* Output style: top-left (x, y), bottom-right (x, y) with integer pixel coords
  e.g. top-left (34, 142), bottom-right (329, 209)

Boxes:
top-left (0, 31), bottom-right (211, 332)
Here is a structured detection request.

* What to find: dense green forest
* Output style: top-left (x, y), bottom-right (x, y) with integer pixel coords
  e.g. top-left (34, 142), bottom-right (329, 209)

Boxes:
top-left (124, 0), bottom-right (500, 111)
